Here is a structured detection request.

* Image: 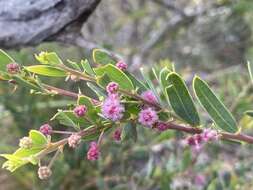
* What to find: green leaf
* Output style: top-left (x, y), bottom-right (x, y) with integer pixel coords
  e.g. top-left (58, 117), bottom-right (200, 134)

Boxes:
top-left (193, 76), bottom-right (237, 133)
top-left (29, 130), bottom-right (48, 147)
top-left (1, 155), bottom-right (29, 172)
top-left (0, 49), bottom-right (15, 71)
top-left (247, 61), bottom-right (253, 84)
top-left (35, 52), bottom-right (63, 65)
top-left (51, 110), bottom-right (80, 130)
top-left (125, 71), bottom-right (148, 93)
top-left (140, 67), bottom-right (161, 103)
top-left (245, 110), bottom-right (253, 117)
top-left (25, 65), bottom-right (67, 77)
top-left (92, 49), bottom-right (116, 65)
top-left (121, 122), bottom-right (137, 142)
top-left (94, 64), bottom-right (134, 90)
top-left (87, 82), bottom-right (106, 100)
top-left (81, 59), bottom-right (95, 76)
top-left (166, 73), bottom-right (200, 126)
top-left (12, 75), bottom-right (41, 90)
top-left (159, 67), bottom-right (172, 91)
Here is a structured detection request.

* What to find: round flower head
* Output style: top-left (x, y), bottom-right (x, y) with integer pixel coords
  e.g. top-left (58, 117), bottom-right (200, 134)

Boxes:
top-left (19, 137), bottom-right (33, 149)
top-left (73, 105), bottom-right (87, 117)
top-left (68, 133), bottom-right (81, 148)
top-left (101, 94), bottom-right (125, 121)
top-left (201, 128), bottom-right (219, 142)
top-left (113, 128), bottom-right (122, 141)
top-left (38, 166), bottom-right (52, 180)
top-left (6, 63), bottom-right (20, 74)
top-left (106, 82), bottom-right (119, 95)
top-left (39, 123), bottom-right (53, 136)
top-left (156, 121), bottom-right (169, 131)
top-left (116, 60), bottom-right (127, 71)
top-left (87, 142), bottom-right (100, 160)
top-left (138, 107), bottom-right (158, 127)
top-left (141, 90), bottom-right (158, 104)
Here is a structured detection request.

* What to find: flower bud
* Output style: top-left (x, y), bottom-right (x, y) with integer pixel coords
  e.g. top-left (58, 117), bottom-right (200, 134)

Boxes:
top-left (113, 128), bottom-right (121, 141)
top-left (73, 105), bottom-right (87, 117)
top-left (6, 63), bottom-right (20, 74)
top-left (156, 121), bottom-right (169, 131)
top-left (141, 90), bottom-right (158, 104)
top-left (68, 133), bottom-right (81, 148)
top-left (19, 137), bottom-right (33, 149)
top-left (116, 60), bottom-right (127, 71)
top-left (39, 123), bottom-right (53, 136)
top-left (38, 166), bottom-right (52, 180)
top-left (87, 142), bottom-right (100, 160)
top-left (106, 82), bottom-right (119, 95)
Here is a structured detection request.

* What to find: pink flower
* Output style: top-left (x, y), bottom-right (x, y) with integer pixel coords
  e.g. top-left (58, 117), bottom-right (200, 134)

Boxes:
top-left (194, 174), bottom-right (206, 186)
top-left (141, 90), bottom-right (158, 104)
top-left (6, 63), bottom-right (20, 74)
top-left (73, 105), bottom-right (87, 117)
top-left (87, 142), bottom-right (100, 160)
top-left (156, 121), bottom-right (169, 131)
top-left (113, 128), bottom-right (121, 141)
top-left (183, 134), bottom-right (203, 152)
top-left (138, 107), bottom-right (158, 126)
top-left (106, 82), bottom-right (119, 95)
top-left (201, 128), bottom-right (219, 142)
top-left (116, 60), bottom-right (127, 71)
top-left (39, 123), bottom-right (52, 136)
top-left (101, 94), bottom-right (125, 121)
top-left (68, 133), bottom-right (81, 148)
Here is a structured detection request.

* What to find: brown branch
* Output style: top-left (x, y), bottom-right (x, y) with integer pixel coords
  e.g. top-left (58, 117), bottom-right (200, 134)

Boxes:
top-left (167, 122), bottom-right (253, 144)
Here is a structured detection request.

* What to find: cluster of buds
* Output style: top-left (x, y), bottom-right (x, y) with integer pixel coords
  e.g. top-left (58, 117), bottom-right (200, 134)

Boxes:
top-left (73, 105), bottom-right (87, 117)
top-left (87, 142), bottom-right (100, 160)
top-left (102, 83), bottom-right (125, 121)
top-left (39, 123), bottom-right (53, 136)
top-left (183, 128), bottom-right (219, 152)
top-left (68, 133), bottom-right (81, 148)
top-left (116, 60), bottom-right (127, 71)
top-left (19, 137), bottom-right (33, 149)
top-left (113, 128), bottom-right (122, 142)
top-left (6, 63), bottom-right (20, 74)
top-left (38, 166), bottom-right (52, 180)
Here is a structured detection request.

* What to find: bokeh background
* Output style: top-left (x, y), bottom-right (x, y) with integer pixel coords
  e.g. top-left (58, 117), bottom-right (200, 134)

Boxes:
top-left (1, 0), bottom-right (253, 189)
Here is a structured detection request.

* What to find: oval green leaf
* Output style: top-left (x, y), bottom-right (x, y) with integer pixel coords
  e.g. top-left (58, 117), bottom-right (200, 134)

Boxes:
top-left (193, 76), bottom-right (237, 133)
top-left (25, 65), bottom-right (67, 77)
top-left (29, 130), bottom-right (48, 147)
top-left (0, 49), bottom-right (15, 71)
top-left (94, 64), bottom-right (134, 90)
top-left (166, 72), bottom-right (200, 126)
top-left (92, 49), bottom-right (116, 65)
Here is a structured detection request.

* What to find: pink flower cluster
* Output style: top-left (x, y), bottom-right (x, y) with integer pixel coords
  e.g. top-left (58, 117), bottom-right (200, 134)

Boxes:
top-left (141, 90), bottom-right (158, 104)
top-left (74, 105), bottom-right (87, 117)
top-left (138, 107), bottom-right (158, 127)
top-left (113, 128), bottom-right (122, 141)
top-left (68, 133), bottom-right (81, 148)
top-left (155, 121), bottom-right (170, 131)
top-left (6, 63), bottom-right (20, 74)
top-left (138, 90), bottom-right (159, 127)
top-left (116, 60), bottom-right (127, 71)
top-left (39, 123), bottom-right (53, 136)
top-left (102, 94), bottom-right (125, 121)
top-left (87, 142), bottom-right (100, 160)
top-left (183, 128), bottom-right (219, 152)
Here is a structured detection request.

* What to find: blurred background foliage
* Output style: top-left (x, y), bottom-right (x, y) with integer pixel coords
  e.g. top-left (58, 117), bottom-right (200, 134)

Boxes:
top-left (1, 0), bottom-right (253, 189)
